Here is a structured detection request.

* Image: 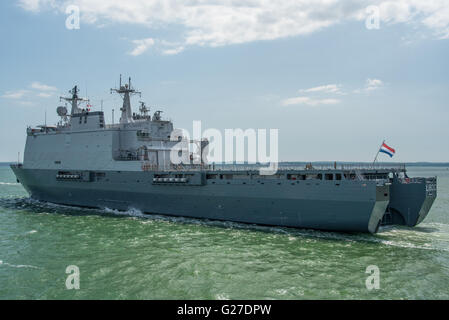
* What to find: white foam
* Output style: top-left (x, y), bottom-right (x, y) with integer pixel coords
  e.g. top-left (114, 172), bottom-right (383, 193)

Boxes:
top-left (103, 207), bottom-right (145, 217)
top-left (216, 293), bottom-right (230, 300)
top-left (275, 289), bottom-right (288, 295)
top-left (0, 182), bottom-right (19, 186)
top-left (0, 259), bottom-right (39, 269)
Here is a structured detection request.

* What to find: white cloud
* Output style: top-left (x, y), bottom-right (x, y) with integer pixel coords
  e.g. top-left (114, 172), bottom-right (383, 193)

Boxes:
top-left (300, 84), bottom-right (343, 94)
top-left (284, 78), bottom-right (385, 105)
top-left (31, 81), bottom-right (57, 91)
top-left (281, 96), bottom-right (340, 106)
top-left (352, 78), bottom-right (384, 93)
top-left (365, 78), bottom-right (384, 91)
top-left (18, 0), bottom-right (43, 12)
top-left (283, 84), bottom-right (343, 106)
top-left (162, 46), bottom-right (185, 55)
top-left (17, 1), bottom-right (449, 53)
top-left (129, 38), bottom-right (185, 56)
top-left (1, 90), bottom-right (29, 99)
top-left (129, 38), bottom-right (155, 56)
top-left (2, 81), bottom-right (58, 100)
top-left (37, 92), bottom-right (53, 98)
top-left (421, 4), bottom-right (449, 39)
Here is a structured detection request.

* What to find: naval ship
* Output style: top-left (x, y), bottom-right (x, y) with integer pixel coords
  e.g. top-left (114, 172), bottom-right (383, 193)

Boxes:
top-left (11, 78), bottom-right (437, 233)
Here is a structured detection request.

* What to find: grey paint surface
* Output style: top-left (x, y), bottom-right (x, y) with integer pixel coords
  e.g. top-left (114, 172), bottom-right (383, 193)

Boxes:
top-left (12, 166), bottom-right (392, 233)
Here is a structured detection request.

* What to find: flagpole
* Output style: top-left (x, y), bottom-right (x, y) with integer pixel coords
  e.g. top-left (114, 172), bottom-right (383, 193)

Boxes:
top-left (372, 139), bottom-right (385, 167)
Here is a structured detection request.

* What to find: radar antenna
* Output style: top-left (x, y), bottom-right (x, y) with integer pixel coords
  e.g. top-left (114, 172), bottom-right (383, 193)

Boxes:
top-left (60, 85), bottom-right (89, 115)
top-left (139, 101), bottom-right (150, 117)
top-left (153, 110), bottom-right (163, 121)
top-left (56, 105), bottom-right (69, 126)
top-left (110, 75), bottom-right (141, 124)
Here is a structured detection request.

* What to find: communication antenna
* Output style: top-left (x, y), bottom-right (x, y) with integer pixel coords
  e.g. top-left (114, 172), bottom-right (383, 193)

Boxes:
top-left (60, 85), bottom-right (89, 115)
top-left (110, 75), bottom-right (141, 124)
top-left (139, 101), bottom-right (149, 116)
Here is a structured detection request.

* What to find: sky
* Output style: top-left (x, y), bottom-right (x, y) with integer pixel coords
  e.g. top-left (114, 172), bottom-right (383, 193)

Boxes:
top-left (0, 0), bottom-right (448, 162)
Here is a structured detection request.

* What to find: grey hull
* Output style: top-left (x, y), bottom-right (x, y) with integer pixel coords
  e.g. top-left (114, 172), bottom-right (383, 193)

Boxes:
top-left (12, 167), bottom-right (389, 233)
top-left (382, 177), bottom-right (437, 227)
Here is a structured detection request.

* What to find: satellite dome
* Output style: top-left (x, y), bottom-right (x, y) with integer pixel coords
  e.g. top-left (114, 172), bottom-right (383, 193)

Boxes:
top-left (57, 106), bottom-right (68, 117)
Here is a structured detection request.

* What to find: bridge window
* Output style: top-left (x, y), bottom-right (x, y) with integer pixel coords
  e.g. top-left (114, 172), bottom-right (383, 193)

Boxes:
top-left (344, 173), bottom-right (356, 180)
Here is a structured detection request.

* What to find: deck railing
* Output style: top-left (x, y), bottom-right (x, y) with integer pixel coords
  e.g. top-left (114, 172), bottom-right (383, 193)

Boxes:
top-left (210, 163), bottom-right (406, 172)
top-left (143, 162), bottom-right (407, 172)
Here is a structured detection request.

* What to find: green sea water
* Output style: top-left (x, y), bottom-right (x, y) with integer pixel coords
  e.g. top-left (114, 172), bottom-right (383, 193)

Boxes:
top-left (0, 165), bottom-right (448, 300)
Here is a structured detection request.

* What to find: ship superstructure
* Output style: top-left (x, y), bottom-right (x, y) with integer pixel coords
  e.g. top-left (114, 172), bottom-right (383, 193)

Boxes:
top-left (11, 78), bottom-right (437, 233)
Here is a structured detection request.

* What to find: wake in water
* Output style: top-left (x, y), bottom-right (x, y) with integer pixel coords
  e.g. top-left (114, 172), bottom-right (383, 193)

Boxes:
top-left (0, 197), bottom-right (146, 218)
top-left (1, 196), bottom-right (448, 252)
top-left (0, 260), bottom-right (39, 269)
top-left (0, 182), bottom-right (20, 186)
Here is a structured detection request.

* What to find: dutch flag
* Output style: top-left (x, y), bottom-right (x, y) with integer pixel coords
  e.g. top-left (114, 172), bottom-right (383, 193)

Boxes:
top-left (379, 142), bottom-right (395, 158)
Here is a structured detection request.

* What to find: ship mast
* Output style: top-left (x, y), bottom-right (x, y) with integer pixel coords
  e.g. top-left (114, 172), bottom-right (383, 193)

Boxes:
top-left (60, 85), bottom-right (89, 116)
top-left (110, 75), bottom-right (141, 124)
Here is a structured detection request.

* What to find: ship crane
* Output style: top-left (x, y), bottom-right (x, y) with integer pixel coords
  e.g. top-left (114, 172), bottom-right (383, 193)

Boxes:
top-left (110, 75), bottom-right (141, 124)
top-left (60, 85), bottom-right (89, 116)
